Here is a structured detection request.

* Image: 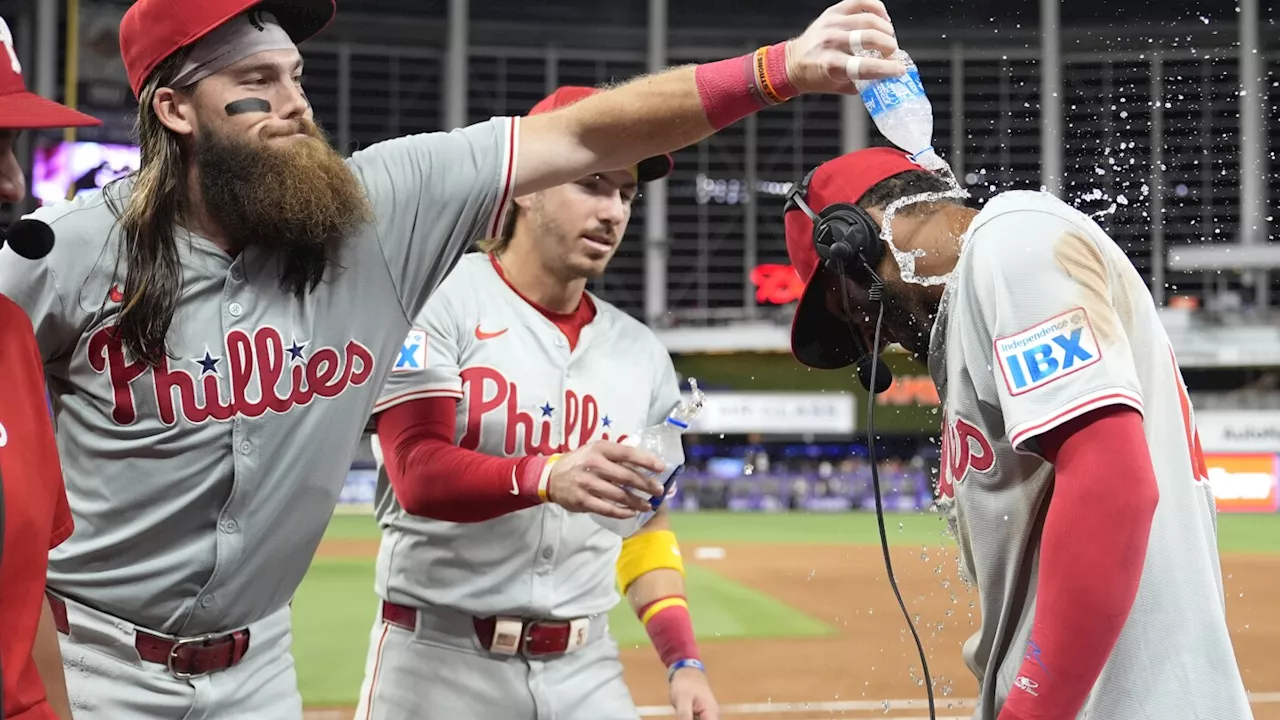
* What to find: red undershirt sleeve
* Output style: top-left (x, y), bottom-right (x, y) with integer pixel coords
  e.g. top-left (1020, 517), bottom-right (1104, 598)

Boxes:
top-left (998, 405), bottom-right (1159, 720)
top-left (375, 397), bottom-right (550, 523)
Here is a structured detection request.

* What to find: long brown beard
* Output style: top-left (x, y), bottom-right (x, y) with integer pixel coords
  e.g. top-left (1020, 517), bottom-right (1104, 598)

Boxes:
top-left (194, 118), bottom-right (371, 295)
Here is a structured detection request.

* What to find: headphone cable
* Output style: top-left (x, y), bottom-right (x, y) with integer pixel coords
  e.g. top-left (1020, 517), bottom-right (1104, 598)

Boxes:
top-left (838, 269), bottom-right (937, 719)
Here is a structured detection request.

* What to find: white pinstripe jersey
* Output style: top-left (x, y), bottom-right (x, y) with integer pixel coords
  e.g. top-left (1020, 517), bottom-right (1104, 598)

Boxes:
top-left (370, 253), bottom-right (682, 618)
top-left (929, 191), bottom-right (1251, 719)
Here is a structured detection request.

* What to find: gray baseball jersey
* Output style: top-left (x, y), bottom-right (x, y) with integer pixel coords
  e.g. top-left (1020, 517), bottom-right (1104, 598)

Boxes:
top-left (0, 116), bottom-right (520, 635)
top-left (370, 252), bottom-right (682, 618)
top-left (929, 190), bottom-right (1251, 719)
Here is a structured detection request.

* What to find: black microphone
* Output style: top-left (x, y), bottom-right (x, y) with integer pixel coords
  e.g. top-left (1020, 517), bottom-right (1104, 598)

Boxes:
top-left (856, 353), bottom-right (894, 395)
top-left (0, 218), bottom-right (55, 260)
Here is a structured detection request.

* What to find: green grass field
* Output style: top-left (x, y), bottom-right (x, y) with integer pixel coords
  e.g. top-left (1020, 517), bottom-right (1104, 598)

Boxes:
top-left (293, 511), bottom-right (1280, 707)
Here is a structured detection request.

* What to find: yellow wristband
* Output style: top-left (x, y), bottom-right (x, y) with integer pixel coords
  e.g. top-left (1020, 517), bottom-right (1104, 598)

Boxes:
top-left (640, 596), bottom-right (689, 625)
top-left (538, 454), bottom-right (560, 502)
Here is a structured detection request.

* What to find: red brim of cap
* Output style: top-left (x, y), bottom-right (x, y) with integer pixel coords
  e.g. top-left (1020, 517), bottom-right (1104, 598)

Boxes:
top-left (788, 259), bottom-right (869, 370)
top-left (0, 91), bottom-right (103, 129)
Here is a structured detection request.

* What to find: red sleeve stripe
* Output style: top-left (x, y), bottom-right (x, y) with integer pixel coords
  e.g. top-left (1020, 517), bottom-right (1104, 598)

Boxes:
top-left (373, 387), bottom-right (463, 414)
top-left (1008, 389), bottom-right (1144, 452)
top-left (486, 116), bottom-right (520, 238)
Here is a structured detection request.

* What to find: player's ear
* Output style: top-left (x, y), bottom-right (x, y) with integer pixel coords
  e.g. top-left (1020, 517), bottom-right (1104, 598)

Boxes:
top-left (153, 86), bottom-right (196, 137)
top-left (512, 192), bottom-right (537, 213)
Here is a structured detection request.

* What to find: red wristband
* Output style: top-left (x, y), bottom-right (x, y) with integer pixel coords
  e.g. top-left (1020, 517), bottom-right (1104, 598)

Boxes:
top-left (639, 596), bottom-right (700, 668)
top-left (695, 42), bottom-right (795, 130)
top-left (763, 42), bottom-right (797, 102)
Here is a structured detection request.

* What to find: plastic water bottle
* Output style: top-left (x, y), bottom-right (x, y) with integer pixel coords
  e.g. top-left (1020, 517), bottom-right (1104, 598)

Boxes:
top-left (853, 49), bottom-right (946, 171)
top-left (591, 379), bottom-right (706, 538)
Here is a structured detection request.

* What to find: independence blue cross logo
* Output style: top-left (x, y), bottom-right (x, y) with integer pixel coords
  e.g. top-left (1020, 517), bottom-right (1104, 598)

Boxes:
top-left (996, 308), bottom-right (1101, 395)
top-left (1006, 328), bottom-right (1093, 389)
top-left (393, 330), bottom-right (427, 373)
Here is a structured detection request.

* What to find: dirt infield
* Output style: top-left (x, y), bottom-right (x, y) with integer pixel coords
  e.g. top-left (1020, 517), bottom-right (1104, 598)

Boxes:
top-left (310, 538), bottom-right (1280, 719)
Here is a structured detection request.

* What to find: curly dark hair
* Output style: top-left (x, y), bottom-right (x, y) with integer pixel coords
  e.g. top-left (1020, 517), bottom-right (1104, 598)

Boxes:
top-left (857, 169), bottom-right (960, 215)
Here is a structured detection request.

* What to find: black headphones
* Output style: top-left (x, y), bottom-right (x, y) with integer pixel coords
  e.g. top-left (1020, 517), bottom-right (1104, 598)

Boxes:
top-left (784, 165), bottom-right (938, 720)
top-left (784, 166), bottom-right (886, 287)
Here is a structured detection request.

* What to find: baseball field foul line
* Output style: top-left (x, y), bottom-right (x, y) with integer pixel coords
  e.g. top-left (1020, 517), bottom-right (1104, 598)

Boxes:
top-left (300, 692), bottom-right (1280, 719)
top-left (634, 691), bottom-right (1280, 717)
top-left (636, 697), bottom-right (977, 716)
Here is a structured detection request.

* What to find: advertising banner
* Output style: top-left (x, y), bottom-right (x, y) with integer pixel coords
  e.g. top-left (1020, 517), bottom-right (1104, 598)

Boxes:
top-left (1196, 411), bottom-right (1280, 453)
top-left (679, 391), bottom-right (857, 436)
top-left (1204, 453), bottom-right (1280, 513)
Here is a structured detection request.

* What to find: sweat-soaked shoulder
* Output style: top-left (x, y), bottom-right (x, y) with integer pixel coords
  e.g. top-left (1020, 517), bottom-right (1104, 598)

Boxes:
top-left (957, 191), bottom-right (1143, 454)
top-left (1, 185), bottom-right (126, 361)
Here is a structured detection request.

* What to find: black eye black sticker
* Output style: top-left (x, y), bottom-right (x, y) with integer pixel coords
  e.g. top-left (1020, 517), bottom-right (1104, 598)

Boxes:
top-left (224, 98), bottom-right (272, 116)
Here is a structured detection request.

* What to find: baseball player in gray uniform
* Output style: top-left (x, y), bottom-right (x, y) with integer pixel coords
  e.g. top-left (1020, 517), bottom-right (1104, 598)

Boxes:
top-left (781, 147), bottom-right (1254, 719)
top-left (0, 0), bottom-right (907, 717)
top-left (356, 86), bottom-right (718, 720)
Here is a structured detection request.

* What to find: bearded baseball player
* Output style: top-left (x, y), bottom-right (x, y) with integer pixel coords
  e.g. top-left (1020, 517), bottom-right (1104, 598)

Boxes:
top-left (0, 17), bottom-right (102, 720)
top-left (782, 147), bottom-right (1253, 720)
top-left (0, 0), bottom-right (905, 716)
top-left (354, 85), bottom-right (717, 720)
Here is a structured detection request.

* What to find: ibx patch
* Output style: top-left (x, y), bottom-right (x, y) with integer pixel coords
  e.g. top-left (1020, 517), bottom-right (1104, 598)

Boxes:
top-left (393, 329), bottom-right (427, 373)
top-left (995, 307), bottom-right (1100, 396)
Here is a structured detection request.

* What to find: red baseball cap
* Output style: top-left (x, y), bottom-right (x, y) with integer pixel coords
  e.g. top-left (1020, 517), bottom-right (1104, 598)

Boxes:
top-left (784, 146), bottom-right (929, 369)
top-left (119, 0), bottom-right (336, 98)
top-left (0, 18), bottom-right (102, 129)
top-left (529, 86), bottom-right (674, 183)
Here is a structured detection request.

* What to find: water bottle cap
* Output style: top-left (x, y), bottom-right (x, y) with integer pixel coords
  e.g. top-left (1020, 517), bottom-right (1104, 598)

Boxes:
top-left (665, 417), bottom-right (689, 429)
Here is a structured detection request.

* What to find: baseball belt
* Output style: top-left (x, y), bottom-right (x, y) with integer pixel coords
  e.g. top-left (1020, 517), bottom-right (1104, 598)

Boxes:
top-left (381, 600), bottom-right (608, 657)
top-left (47, 592), bottom-right (250, 678)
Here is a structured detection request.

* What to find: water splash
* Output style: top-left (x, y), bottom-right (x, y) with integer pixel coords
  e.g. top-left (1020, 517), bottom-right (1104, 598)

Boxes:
top-left (878, 156), bottom-right (972, 288)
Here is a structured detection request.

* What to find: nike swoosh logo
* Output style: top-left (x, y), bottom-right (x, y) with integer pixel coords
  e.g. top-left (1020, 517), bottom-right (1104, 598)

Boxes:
top-left (476, 326), bottom-right (508, 341)
top-left (509, 468), bottom-right (520, 495)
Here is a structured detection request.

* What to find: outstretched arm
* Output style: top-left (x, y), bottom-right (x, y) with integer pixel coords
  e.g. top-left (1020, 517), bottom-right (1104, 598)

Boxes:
top-left (620, 512), bottom-right (718, 720)
top-left (512, 0), bottom-right (902, 197)
top-left (375, 397), bottom-right (666, 523)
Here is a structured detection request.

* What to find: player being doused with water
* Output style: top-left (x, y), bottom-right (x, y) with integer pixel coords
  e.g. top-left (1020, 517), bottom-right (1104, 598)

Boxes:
top-left (779, 146), bottom-right (1251, 720)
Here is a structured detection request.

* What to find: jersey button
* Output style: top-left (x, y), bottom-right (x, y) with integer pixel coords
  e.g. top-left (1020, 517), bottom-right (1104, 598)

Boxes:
top-left (229, 302), bottom-right (243, 317)
top-left (200, 594), bottom-right (215, 608)
top-left (239, 440), bottom-right (251, 454)
top-left (541, 546), bottom-right (554, 560)
top-left (221, 518), bottom-right (239, 533)
top-left (230, 268), bottom-right (243, 282)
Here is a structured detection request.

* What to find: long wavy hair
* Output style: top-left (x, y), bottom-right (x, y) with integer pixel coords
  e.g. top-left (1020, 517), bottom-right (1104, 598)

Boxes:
top-left (103, 50), bottom-right (193, 367)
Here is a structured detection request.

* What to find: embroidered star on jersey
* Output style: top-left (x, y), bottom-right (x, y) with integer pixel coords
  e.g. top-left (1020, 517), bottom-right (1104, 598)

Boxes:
top-left (540, 402), bottom-right (554, 417)
top-left (287, 337), bottom-right (308, 362)
top-left (195, 349), bottom-right (221, 376)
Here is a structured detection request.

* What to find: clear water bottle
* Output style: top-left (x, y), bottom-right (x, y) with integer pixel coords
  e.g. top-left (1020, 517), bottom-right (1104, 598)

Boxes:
top-left (853, 49), bottom-right (947, 171)
top-left (591, 379), bottom-right (706, 538)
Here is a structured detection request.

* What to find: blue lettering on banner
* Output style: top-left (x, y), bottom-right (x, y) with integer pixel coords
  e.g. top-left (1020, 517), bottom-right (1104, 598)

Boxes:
top-left (995, 308), bottom-right (1101, 395)
top-left (393, 329), bottom-right (427, 373)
